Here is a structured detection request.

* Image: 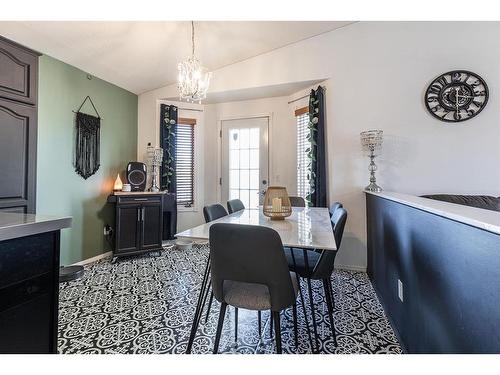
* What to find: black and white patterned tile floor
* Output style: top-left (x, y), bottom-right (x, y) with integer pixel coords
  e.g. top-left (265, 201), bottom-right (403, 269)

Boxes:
top-left (58, 244), bottom-right (401, 354)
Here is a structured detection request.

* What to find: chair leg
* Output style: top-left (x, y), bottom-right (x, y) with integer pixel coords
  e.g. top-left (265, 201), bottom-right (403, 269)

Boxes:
top-left (272, 311), bottom-right (282, 354)
top-left (213, 302), bottom-right (227, 354)
top-left (292, 302), bottom-right (299, 349)
top-left (323, 279), bottom-right (338, 347)
top-left (186, 257), bottom-right (211, 354)
top-left (306, 277), bottom-right (320, 352)
top-left (269, 311), bottom-right (273, 337)
top-left (234, 308), bottom-right (238, 343)
top-left (204, 290), bottom-right (214, 323)
top-left (200, 280), bottom-right (211, 320)
top-left (329, 276), bottom-right (336, 310)
top-left (295, 273), bottom-right (315, 353)
top-left (258, 311), bottom-right (262, 338)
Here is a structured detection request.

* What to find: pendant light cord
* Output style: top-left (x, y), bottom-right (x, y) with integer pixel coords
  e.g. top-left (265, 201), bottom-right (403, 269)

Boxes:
top-left (191, 21), bottom-right (195, 57)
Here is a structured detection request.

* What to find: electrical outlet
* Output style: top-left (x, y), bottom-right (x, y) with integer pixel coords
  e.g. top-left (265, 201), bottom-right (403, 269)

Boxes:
top-left (103, 225), bottom-right (112, 236)
top-left (398, 279), bottom-right (404, 302)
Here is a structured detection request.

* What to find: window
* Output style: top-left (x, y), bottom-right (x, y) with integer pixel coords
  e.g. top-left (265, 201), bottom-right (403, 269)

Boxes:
top-left (176, 117), bottom-right (195, 207)
top-left (228, 127), bottom-right (261, 209)
top-left (296, 107), bottom-right (311, 201)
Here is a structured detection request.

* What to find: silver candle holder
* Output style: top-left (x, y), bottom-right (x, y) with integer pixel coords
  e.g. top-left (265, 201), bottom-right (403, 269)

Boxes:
top-left (147, 145), bottom-right (164, 192)
top-left (360, 130), bottom-right (383, 192)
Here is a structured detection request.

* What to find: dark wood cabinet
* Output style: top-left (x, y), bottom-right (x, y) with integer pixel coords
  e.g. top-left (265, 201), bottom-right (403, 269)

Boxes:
top-left (0, 36), bottom-right (39, 105)
top-left (115, 203), bottom-right (142, 253)
top-left (0, 36), bottom-right (39, 214)
top-left (112, 193), bottom-right (164, 258)
top-left (0, 98), bottom-right (37, 213)
top-left (0, 231), bottom-right (60, 354)
top-left (140, 202), bottom-right (163, 250)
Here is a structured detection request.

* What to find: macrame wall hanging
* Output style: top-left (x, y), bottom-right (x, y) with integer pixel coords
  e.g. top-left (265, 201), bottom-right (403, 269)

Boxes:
top-left (73, 96), bottom-right (102, 179)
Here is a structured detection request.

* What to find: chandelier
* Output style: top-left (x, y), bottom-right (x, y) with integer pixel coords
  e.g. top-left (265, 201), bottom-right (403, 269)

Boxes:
top-left (177, 21), bottom-right (212, 103)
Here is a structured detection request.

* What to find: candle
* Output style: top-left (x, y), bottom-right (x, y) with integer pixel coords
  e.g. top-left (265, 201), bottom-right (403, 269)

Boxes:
top-left (272, 197), bottom-right (282, 212)
top-left (113, 173), bottom-right (123, 191)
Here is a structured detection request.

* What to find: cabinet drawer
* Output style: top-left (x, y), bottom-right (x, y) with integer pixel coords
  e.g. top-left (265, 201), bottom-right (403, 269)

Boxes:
top-left (0, 272), bottom-right (53, 313)
top-left (0, 289), bottom-right (54, 353)
top-left (0, 232), bottom-right (55, 287)
top-left (117, 195), bottom-right (161, 204)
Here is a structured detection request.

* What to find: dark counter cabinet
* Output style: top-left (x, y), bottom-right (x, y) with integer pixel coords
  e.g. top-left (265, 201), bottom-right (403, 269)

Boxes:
top-left (0, 213), bottom-right (71, 354)
top-left (108, 192), bottom-right (176, 259)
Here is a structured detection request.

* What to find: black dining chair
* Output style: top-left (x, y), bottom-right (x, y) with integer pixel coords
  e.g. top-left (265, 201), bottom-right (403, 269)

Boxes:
top-left (203, 204), bottom-right (228, 222)
top-left (227, 198), bottom-right (245, 214)
top-left (201, 204), bottom-right (233, 328)
top-left (286, 205), bottom-right (347, 351)
top-left (210, 223), bottom-right (299, 354)
top-left (289, 196), bottom-right (306, 207)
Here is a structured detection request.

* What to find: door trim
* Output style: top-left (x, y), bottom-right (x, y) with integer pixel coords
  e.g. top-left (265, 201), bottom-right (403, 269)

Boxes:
top-left (217, 113), bottom-right (273, 203)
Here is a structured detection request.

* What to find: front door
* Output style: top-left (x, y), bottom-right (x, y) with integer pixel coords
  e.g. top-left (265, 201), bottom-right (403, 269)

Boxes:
top-left (221, 117), bottom-right (269, 209)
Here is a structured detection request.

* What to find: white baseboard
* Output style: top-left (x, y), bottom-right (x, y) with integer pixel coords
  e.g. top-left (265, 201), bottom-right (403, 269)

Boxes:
top-left (72, 251), bottom-right (113, 266)
top-left (335, 264), bottom-right (367, 272)
top-left (70, 250), bottom-right (367, 272)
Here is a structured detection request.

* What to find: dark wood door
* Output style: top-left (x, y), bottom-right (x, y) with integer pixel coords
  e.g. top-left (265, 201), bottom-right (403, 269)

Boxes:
top-left (0, 98), bottom-right (37, 213)
top-left (116, 204), bottom-right (141, 254)
top-left (0, 36), bottom-right (39, 105)
top-left (140, 202), bottom-right (163, 250)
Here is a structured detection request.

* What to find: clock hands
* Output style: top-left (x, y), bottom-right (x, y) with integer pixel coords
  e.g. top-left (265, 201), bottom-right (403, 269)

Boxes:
top-left (452, 87), bottom-right (476, 114)
top-left (454, 87), bottom-right (460, 113)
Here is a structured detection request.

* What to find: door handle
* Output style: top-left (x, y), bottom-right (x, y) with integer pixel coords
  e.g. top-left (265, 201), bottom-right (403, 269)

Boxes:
top-left (137, 208), bottom-right (140, 222)
top-left (141, 207), bottom-right (145, 222)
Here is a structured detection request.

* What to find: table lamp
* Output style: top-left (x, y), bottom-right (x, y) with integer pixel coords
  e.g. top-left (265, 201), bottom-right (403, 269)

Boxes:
top-left (360, 130), bottom-right (383, 192)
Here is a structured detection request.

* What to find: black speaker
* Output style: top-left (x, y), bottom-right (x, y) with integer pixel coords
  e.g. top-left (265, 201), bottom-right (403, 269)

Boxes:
top-left (126, 162), bottom-right (147, 192)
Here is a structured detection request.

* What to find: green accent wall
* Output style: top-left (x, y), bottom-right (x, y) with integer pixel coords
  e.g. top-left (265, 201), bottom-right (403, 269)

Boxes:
top-left (37, 55), bottom-right (138, 265)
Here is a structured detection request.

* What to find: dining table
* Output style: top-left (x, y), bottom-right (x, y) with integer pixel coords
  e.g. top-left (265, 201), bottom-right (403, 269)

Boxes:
top-left (175, 206), bottom-right (337, 353)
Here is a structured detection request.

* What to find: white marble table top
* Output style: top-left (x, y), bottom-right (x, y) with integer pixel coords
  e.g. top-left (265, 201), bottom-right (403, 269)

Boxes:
top-left (176, 207), bottom-right (337, 251)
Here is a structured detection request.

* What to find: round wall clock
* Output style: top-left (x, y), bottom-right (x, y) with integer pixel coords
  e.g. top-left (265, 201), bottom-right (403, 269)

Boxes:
top-left (425, 70), bottom-right (489, 122)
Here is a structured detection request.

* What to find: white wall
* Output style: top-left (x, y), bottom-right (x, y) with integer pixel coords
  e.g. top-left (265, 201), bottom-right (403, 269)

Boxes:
top-left (138, 22), bottom-right (500, 270)
top-left (204, 96), bottom-right (296, 202)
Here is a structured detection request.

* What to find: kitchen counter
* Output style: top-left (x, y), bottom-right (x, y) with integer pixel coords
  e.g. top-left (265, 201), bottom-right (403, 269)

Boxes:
top-left (0, 212), bottom-right (71, 353)
top-left (365, 190), bottom-right (500, 235)
top-left (366, 190), bottom-right (500, 353)
top-left (0, 212), bottom-right (72, 242)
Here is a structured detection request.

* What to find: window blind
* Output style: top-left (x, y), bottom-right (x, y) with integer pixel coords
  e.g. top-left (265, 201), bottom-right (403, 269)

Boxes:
top-left (176, 118), bottom-right (195, 207)
top-left (296, 111), bottom-right (311, 201)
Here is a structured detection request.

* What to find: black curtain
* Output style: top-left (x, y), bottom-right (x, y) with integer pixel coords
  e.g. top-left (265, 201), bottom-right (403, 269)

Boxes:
top-left (308, 86), bottom-right (327, 207)
top-left (160, 104), bottom-right (178, 192)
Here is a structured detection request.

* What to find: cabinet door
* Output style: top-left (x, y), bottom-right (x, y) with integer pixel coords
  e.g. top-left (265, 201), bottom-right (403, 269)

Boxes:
top-left (140, 202), bottom-right (163, 251)
top-left (116, 204), bottom-right (141, 254)
top-left (0, 37), bottom-right (39, 105)
top-left (0, 99), bottom-right (37, 213)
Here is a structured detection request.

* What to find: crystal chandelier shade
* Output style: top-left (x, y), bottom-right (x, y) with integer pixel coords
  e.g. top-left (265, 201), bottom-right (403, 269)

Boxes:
top-left (177, 21), bottom-right (212, 103)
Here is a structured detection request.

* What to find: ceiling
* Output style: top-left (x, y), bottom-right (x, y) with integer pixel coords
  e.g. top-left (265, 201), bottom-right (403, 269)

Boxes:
top-left (0, 21), bottom-right (354, 94)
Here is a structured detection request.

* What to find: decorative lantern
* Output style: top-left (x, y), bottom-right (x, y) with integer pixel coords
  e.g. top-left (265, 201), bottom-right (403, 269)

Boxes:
top-left (147, 145), bottom-right (163, 192)
top-left (113, 173), bottom-right (123, 191)
top-left (263, 186), bottom-right (292, 220)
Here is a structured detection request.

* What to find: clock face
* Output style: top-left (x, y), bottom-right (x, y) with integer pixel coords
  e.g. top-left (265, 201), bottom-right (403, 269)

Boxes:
top-left (425, 70), bottom-right (489, 122)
